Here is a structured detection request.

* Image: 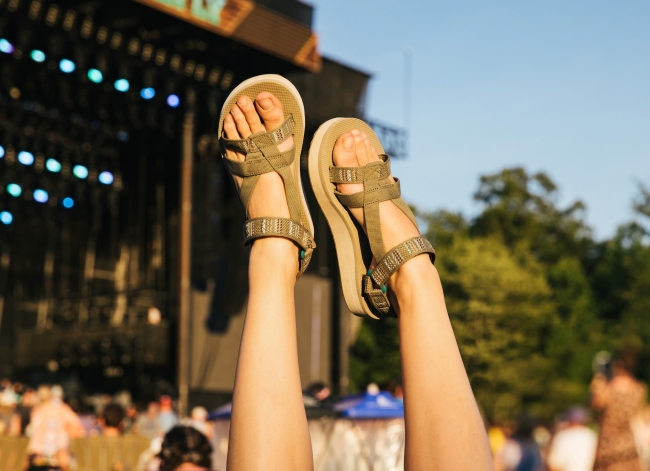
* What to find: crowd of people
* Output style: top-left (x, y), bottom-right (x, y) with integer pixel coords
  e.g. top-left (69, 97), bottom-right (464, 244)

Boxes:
top-left (2, 352), bottom-right (650, 471)
top-left (0, 380), bottom-right (214, 471)
top-left (489, 350), bottom-right (650, 471)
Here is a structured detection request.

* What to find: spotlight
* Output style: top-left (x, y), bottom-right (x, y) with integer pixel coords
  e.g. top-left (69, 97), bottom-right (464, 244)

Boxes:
top-left (0, 211), bottom-right (13, 225)
top-left (62, 197), bottom-right (74, 208)
top-left (98, 171), bottom-right (114, 185)
top-left (140, 87), bottom-right (155, 99)
top-left (167, 94), bottom-right (180, 108)
top-left (30, 50), bottom-right (46, 62)
top-left (88, 69), bottom-right (103, 83)
top-left (0, 146), bottom-right (4, 158)
top-left (73, 165), bottom-right (89, 179)
top-left (0, 39), bottom-right (14, 54)
top-left (46, 158), bottom-right (62, 172)
top-left (33, 189), bottom-right (49, 203)
top-left (6, 183), bottom-right (22, 197)
top-left (18, 151), bottom-right (35, 165)
top-left (114, 79), bottom-right (130, 92)
top-left (59, 59), bottom-right (76, 73)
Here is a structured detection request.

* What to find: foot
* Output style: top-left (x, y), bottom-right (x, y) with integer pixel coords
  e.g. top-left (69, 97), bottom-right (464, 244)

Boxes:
top-left (223, 92), bottom-right (293, 221)
top-left (332, 130), bottom-right (424, 283)
top-left (224, 92), bottom-right (298, 268)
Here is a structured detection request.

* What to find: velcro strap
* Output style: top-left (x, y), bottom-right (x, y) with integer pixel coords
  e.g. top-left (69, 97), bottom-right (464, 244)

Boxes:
top-left (329, 154), bottom-right (391, 183)
top-left (222, 115), bottom-right (295, 153)
top-left (371, 236), bottom-right (435, 287)
top-left (244, 217), bottom-right (316, 252)
top-left (335, 179), bottom-right (401, 208)
top-left (223, 147), bottom-right (295, 177)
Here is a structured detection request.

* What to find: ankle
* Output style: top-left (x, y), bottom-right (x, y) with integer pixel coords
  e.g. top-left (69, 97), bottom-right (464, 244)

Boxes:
top-left (390, 254), bottom-right (438, 298)
top-left (249, 237), bottom-right (299, 280)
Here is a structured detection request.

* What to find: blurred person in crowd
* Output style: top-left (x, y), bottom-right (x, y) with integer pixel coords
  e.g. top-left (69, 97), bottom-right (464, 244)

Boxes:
top-left (630, 405), bottom-right (650, 470)
top-left (136, 401), bottom-right (163, 438)
top-left (0, 384), bottom-right (17, 434)
top-left (496, 416), bottom-right (543, 471)
top-left (306, 382), bottom-right (331, 402)
top-left (181, 406), bottom-right (212, 441)
top-left (158, 426), bottom-right (213, 471)
top-left (100, 403), bottom-right (125, 437)
top-left (591, 348), bottom-right (647, 471)
top-left (122, 404), bottom-right (139, 434)
top-left (547, 407), bottom-right (597, 471)
top-left (76, 403), bottom-right (102, 436)
top-left (27, 385), bottom-right (85, 471)
top-left (9, 387), bottom-right (37, 436)
top-left (158, 395), bottom-right (179, 433)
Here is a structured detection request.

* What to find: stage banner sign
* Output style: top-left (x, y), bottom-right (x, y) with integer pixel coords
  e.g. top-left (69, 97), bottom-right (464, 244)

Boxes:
top-left (134, 0), bottom-right (252, 36)
top-left (134, 0), bottom-right (321, 71)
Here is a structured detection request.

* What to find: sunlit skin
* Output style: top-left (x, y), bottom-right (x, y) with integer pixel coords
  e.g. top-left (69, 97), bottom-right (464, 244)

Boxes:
top-left (223, 92), bottom-right (493, 471)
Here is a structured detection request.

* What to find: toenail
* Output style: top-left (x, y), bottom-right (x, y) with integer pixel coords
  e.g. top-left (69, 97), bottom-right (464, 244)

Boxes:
top-left (257, 98), bottom-right (273, 111)
top-left (351, 129), bottom-right (360, 135)
top-left (343, 136), bottom-right (354, 149)
top-left (238, 96), bottom-right (248, 106)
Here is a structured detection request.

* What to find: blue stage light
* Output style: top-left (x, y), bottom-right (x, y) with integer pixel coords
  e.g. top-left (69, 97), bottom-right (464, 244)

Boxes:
top-left (30, 50), bottom-right (46, 62)
top-left (98, 171), bottom-right (114, 185)
top-left (6, 184), bottom-right (22, 197)
top-left (62, 197), bottom-right (74, 208)
top-left (167, 94), bottom-right (180, 107)
top-left (88, 69), bottom-right (103, 83)
top-left (0, 146), bottom-right (4, 158)
top-left (0, 39), bottom-right (14, 54)
top-left (18, 151), bottom-right (34, 165)
top-left (0, 211), bottom-right (13, 225)
top-left (59, 59), bottom-right (75, 73)
top-left (114, 79), bottom-right (130, 92)
top-left (46, 158), bottom-right (62, 172)
top-left (33, 189), bottom-right (49, 203)
top-left (73, 165), bottom-right (89, 179)
top-left (141, 87), bottom-right (155, 99)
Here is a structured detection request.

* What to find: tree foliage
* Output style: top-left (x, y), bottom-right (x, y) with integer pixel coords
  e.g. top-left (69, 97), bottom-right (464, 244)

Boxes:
top-left (349, 168), bottom-right (650, 421)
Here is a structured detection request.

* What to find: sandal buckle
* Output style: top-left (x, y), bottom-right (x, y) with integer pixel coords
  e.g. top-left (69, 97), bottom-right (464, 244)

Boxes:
top-left (363, 275), bottom-right (391, 316)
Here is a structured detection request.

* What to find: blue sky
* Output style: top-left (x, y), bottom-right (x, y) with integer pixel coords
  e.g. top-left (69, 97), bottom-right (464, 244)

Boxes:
top-left (308, 0), bottom-right (650, 239)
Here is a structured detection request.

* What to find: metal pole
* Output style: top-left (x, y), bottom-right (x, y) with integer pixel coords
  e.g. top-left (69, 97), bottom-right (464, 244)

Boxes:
top-left (178, 89), bottom-right (196, 418)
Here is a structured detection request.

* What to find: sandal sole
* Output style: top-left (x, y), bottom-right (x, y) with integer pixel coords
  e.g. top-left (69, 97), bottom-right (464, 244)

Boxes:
top-left (307, 118), bottom-right (385, 319)
top-left (218, 74), bottom-right (314, 238)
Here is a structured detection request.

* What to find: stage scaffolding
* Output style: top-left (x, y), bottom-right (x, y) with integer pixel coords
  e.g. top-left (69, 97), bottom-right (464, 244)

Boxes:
top-left (0, 0), bottom-right (405, 414)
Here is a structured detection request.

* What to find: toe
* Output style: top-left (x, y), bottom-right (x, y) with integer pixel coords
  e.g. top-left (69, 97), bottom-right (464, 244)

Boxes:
top-left (352, 129), bottom-right (369, 166)
top-left (230, 104), bottom-right (252, 139)
top-left (362, 133), bottom-right (380, 162)
top-left (333, 132), bottom-right (358, 167)
top-left (254, 92), bottom-right (285, 130)
top-left (223, 114), bottom-right (244, 162)
top-left (237, 95), bottom-right (265, 134)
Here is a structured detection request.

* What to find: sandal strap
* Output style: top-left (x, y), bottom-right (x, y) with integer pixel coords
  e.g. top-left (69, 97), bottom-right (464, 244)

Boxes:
top-left (244, 217), bottom-right (316, 276)
top-left (224, 145), bottom-right (294, 177)
top-left (363, 236), bottom-right (436, 317)
top-left (221, 115), bottom-right (295, 153)
top-left (334, 179), bottom-right (402, 208)
top-left (329, 154), bottom-right (391, 182)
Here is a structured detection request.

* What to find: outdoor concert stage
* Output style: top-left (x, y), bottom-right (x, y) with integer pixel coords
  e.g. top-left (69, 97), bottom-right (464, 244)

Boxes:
top-left (0, 0), bottom-right (406, 412)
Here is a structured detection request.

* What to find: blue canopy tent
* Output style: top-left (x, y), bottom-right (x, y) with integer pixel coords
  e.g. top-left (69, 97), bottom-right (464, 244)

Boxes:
top-left (209, 402), bottom-right (232, 420)
top-left (334, 391), bottom-right (404, 419)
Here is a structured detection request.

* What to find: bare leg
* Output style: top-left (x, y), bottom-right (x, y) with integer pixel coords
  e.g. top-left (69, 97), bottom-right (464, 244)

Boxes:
top-left (224, 93), bottom-right (313, 471)
top-left (333, 131), bottom-right (493, 471)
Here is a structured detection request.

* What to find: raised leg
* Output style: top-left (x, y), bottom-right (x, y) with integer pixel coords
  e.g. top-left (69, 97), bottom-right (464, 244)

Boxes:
top-left (224, 93), bottom-right (313, 471)
top-left (333, 130), bottom-right (493, 471)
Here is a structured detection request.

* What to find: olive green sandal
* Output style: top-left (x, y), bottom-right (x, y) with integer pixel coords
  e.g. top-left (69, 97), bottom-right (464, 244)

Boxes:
top-left (307, 118), bottom-right (435, 319)
top-left (219, 74), bottom-right (315, 277)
